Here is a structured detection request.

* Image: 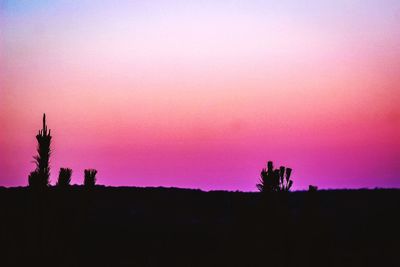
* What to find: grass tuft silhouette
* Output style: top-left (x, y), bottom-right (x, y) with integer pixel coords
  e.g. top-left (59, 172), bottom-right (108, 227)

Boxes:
top-left (57, 168), bottom-right (72, 187)
top-left (84, 169), bottom-right (97, 188)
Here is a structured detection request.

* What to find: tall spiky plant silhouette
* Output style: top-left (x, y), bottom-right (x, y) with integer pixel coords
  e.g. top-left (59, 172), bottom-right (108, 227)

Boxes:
top-left (29, 114), bottom-right (52, 188)
top-left (84, 169), bottom-right (97, 188)
top-left (57, 168), bottom-right (72, 188)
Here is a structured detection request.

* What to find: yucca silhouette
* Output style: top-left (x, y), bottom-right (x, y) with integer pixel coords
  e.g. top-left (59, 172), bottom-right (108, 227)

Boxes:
top-left (57, 168), bottom-right (72, 187)
top-left (29, 114), bottom-right (52, 188)
top-left (84, 169), bottom-right (97, 188)
top-left (257, 161), bottom-right (293, 192)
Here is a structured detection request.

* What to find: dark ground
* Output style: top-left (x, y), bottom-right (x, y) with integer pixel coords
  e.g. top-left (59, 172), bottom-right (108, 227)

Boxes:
top-left (0, 187), bottom-right (399, 267)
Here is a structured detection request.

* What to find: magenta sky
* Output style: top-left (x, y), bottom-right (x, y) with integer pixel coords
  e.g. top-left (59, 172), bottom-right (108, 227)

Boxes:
top-left (1, 1), bottom-right (399, 190)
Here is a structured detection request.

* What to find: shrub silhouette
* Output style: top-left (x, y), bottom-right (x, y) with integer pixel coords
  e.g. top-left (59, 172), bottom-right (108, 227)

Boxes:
top-left (28, 170), bottom-right (41, 188)
top-left (29, 114), bottom-right (52, 188)
top-left (57, 168), bottom-right (72, 187)
top-left (257, 161), bottom-right (293, 192)
top-left (84, 169), bottom-right (97, 188)
top-left (308, 185), bottom-right (318, 192)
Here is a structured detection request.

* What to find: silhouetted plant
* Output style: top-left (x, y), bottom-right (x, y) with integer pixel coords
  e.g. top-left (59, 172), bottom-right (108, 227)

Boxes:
top-left (257, 161), bottom-right (293, 192)
top-left (84, 169), bottom-right (97, 188)
top-left (308, 185), bottom-right (318, 192)
top-left (29, 114), bottom-right (52, 188)
top-left (28, 170), bottom-right (40, 188)
top-left (57, 168), bottom-right (72, 187)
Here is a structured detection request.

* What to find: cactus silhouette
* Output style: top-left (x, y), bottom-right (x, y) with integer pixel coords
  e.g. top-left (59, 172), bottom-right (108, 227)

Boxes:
top-left (257, 161), bottom-right (293, 192)
top-left (84, 169), bottom-right (97, 188)
top-left (29, 114), bottom-right (52, 188)
top-left (57, 168), bottom-right (72, 187)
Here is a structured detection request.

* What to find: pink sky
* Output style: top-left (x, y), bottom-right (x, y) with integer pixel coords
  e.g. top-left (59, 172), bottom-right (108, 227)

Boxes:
top-left (1, 1), bottom-right (400, 190)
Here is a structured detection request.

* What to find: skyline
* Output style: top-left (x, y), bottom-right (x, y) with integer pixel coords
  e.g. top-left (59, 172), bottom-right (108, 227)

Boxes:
top-left (1, 0), bottom-right (400, 190)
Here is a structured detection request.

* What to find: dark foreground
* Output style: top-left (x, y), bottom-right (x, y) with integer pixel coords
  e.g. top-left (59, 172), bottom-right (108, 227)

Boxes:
top-left (0, 187), bottom-right (399, 267)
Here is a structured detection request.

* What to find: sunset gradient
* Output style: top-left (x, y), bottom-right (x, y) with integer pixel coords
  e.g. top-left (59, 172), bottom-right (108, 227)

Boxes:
top-left (1, 0), bottom-right (399, 190)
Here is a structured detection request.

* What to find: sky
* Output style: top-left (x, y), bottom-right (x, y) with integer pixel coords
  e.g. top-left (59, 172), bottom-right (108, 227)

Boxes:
top-left (1, 0), bottom-right (399, 191)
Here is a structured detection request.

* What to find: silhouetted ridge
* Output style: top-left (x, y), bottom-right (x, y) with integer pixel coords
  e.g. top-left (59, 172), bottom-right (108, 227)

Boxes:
top-left (10, 113), bottom-right (398, 267)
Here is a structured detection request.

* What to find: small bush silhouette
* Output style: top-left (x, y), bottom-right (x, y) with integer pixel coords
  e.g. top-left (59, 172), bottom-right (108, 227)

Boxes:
top-left (308, 185), bottom-right (318, 192)
top-left (84, 169), bottom-right (97, 188)
top-left (57, 168), bottom-right (72, 187)
top-left (257, 161), bottom-right (293, 192)
top-left (29, 114), bottom-right (52, 188)
top-left (28, 171), bottom-right (40, 188)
